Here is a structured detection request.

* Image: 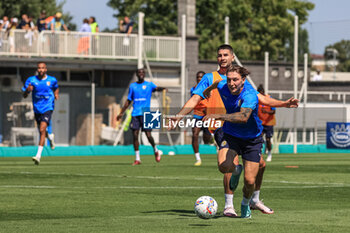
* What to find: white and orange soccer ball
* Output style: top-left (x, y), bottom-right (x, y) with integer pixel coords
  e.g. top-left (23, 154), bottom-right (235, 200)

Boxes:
top-left (194, 196), bottom-right (218, 219)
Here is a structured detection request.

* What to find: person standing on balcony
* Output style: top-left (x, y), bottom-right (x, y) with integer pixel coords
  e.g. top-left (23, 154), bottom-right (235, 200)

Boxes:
top-left (36, 10), bottom-right (47, 32)
top-left (77, 18), bottom-right (91, 55)
top-left (119, 16), bottom-right (133, 46)
top-left (22, 62), bottom-right (59, 165)
top-left (89, 16), bottom-right (99, 55)
top-left (50, 12), bottom-right (69, 54)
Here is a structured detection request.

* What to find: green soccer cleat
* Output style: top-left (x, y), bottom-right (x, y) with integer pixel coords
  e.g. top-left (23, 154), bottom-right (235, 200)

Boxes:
top-left (241, 204), bottom-right (251, 219)
top-left (229, 164), bottom-right (242, 191)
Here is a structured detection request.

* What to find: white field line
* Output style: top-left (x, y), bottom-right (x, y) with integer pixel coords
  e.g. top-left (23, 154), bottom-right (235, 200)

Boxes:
top-left (0, 184), bottom-right (349, 190)
top-left (0, 171), bottom-right (349, 187)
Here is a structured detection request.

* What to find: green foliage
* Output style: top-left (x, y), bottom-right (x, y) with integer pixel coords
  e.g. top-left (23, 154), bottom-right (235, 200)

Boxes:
top-left (325, 40), bottom-right (350, 72)
top-left (107, 0), bottom-right (314, 61)
top-left (0, 0), bottom-right (76, 31)
top-left (107, 0), bottom-right (178, 35)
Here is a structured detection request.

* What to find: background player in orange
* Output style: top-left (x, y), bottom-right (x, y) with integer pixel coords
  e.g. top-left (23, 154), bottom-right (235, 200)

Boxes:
top-left (257, 84), bottom-right (276, 162)
top-left (190, 71), bottom-right (212, 166)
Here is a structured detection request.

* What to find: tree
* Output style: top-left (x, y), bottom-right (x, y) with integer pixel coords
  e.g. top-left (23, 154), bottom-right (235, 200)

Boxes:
top-left (0, 0), bottom-right (76, 30)
top-left (107, 0), bottom-right (178, 35)
top-left (107, 0), bottom-right (314, 61)
top-left (325, 40), bottom-right (350, 72)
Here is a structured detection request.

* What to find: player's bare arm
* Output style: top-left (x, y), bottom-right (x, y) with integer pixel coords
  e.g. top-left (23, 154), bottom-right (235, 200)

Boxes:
top-left (117, 99), bottom-right (132, 121)
top-left (153, 87), bottom-right (167, 92)
top-left (23, 84), bottom-right (33, 98)
top-left (202, 80), bottom-right (221, 98)
top-left (257, 94), bottom-right (299, 108)
top-left (54, 88), bottom-right (60, 100)
top-left (167, 94), bottom-right (203, 130)
top-left (203, 107), bottom-right (253, 124)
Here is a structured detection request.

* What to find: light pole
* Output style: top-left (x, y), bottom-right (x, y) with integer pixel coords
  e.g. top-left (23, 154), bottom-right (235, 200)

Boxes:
top-left (326, 48), bottom-right (338, 79)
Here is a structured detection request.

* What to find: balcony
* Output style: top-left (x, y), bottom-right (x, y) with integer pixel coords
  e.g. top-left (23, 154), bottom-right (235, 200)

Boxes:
top-left (0, 29), bottom-right (181, 62)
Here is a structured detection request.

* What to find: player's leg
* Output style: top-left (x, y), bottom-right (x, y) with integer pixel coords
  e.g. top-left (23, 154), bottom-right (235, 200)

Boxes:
top-left (202, 128), bottom-right (212, 145)
top-left (266, 127), bottom-right (273, 161)
top-left (214, 128), bottom-right (240, 217)
top-left (132, 129), bottom-right (141, 165)
top-left (46, 120), bottom-right (55, 150)
top-left (240, 135), bottom-right (263, 218)
top-left (32, 111), bottom-right (52, 165)
top-left (250, 157), bottom-right (274, 214)
top-left (144, 130), bottom-right (162, 162)
top-left (130, 116), bottom-right (142, 165)
top-left (241, 159), bottom-right (259, 218)
top-left (192, 126), bottom-right (202, 166)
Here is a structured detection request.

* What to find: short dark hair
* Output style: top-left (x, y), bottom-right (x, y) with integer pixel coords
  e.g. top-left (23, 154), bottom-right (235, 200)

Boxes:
top-left (226, 65), bottom-right (250, 78)
top-left (196, 71), bottom-right (205, 77)
top-left (217, 44), bottom-right (234, 54)
top-left (37, 61), bottom-right (46, 66)
top-left (90, 16), bottom-right (96, 23)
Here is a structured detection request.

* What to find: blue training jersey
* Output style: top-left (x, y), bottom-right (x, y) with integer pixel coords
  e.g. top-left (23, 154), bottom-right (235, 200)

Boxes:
top-left (192, 72), bottom-right (258, 98)
top-left (127, 81), bottom-right (157, 116)
top-left (217, 79), bottom-right (263, 139)
top-left (22, 75), bottom-right (58, 114)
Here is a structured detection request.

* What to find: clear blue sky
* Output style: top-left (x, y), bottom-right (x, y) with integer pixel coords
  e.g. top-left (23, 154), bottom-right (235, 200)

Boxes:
top-left (60, 0), bottom-right (350, 55)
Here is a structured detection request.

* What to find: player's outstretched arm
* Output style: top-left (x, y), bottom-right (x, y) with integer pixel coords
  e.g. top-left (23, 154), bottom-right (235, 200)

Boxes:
top-left (167, 94), bottom-right (202, 130)
top-left (54, 88), bottom-right (60, 100)
top-left (203, 108), bottom-right (252, 124)
top-left (202, 80), bottom-right (221, 98)
top-left (23, 84), bottom-right (33, 98)
top-left (258, 94), bottom-right (299, 108)
top-left (117, 100), bottom-right (131, 121)
top-left (153, 87), bottom-right (167, 92)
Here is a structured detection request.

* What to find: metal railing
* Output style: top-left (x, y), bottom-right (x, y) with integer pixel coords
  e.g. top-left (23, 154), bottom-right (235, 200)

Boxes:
top-left (0, 29), bottom-right (181, 62)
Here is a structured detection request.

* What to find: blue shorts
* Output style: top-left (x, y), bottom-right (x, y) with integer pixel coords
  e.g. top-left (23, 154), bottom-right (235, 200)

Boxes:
top-left (219, 133), bottom-right (263, 163)
top-left (34, 111), bottom-right (53, 126)
top-left (262, 125), bottom-right (274, 138)
top-left (130, 116), bottom-right (152, 132)
top-left (213, 127), bottom-right (224, 146)
top-left (193, 118), bottom-right (211, 135)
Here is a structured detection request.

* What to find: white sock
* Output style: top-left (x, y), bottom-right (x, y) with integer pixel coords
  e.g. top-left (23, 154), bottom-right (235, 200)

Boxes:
top-left (48, 133), bottom-right (54, 141)
top-left (224, 194), bottom-right (234, 208)
top-left (195, 152), bottom-right (201, 161)
top-left (268, 151), bottom-right (272, 156)
top-left (241, 196), bottom-right (251, 206)
top-left (251, 190), bottom-right (260, 204)
top-left (36, 146), bottom-right (43, 159)
top-left (153, 146), bottom-right (158, 153)
top-left (135, 150), bottom-right (140, 161)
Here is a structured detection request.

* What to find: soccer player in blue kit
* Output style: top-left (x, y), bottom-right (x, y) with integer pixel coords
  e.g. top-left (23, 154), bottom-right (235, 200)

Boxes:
top-left (117, 68), bottom-right (167, 165)
top-left (170, 44), bottom-right (298, 217)
top-left (22, 62), bottom-right (59, 165)
top-left (202, 65), bottom-right (268, 218)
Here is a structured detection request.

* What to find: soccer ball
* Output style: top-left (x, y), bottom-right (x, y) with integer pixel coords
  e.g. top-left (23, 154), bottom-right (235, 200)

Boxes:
top-left (194, 196), bottom-right (218, 219)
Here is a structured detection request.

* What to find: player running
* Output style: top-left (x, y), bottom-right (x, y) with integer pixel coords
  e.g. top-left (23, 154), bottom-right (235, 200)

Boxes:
top-left (169, 44), bottom-right (298, 217)
top-left (190, 71), bottom-right (212, 166)
top-left (202, 65), bottom-right (266, 218)
top-left (117, 68), bottom-right (167, 165)
top-left (22, 62), bottom-right (59, 165)
top-left (257, 84), bottom-right (276, 162)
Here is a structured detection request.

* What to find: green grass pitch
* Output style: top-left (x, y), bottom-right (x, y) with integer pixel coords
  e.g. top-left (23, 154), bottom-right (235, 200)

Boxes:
top-left (0, 153), bottom-right (350, 233)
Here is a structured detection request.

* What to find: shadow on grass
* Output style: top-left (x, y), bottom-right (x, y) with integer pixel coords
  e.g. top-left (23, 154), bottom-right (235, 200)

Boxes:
top-left (141, 209), bottom-right (224, 219)
top-left (0, 212), bottom-right (91, 221)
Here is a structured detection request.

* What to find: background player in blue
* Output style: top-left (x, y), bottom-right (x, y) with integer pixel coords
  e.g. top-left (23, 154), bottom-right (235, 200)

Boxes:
top-left (202, 65), bottom-right (265, 218)
top-left (117, 68), bottom-right (167, 165)
top-left (22, 62), bottom-right (59, 165)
